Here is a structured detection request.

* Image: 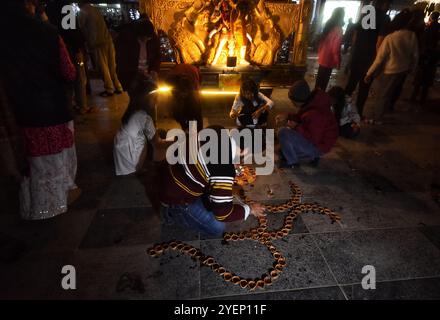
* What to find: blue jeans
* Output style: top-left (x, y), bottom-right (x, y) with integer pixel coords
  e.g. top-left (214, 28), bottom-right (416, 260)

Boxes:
top-left (161, 198), bottom-right (225, 237)
top-left (278, 127), bottom-right (321, 165)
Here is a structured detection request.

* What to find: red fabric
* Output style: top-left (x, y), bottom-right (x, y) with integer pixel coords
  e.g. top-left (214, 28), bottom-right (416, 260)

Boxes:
top-left (59, 36), bottom-right (76, 82)
top-left (318, 27), bottom-right (343, 69)
top-left (169, 64), bottom-right (201, 90)
top-left (296, 90), bottom-right (338, 153)
top-left (22, 123), bottom-right (74, 157)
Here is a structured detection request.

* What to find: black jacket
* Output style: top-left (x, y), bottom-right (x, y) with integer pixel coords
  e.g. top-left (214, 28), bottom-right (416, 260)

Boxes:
top-left (1, 13), bottom-right (73, 127)
top-left (115, 22), bottom-right (161, 90)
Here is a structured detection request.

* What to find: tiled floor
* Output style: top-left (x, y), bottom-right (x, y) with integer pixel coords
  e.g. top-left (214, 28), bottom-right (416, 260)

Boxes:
top-left (1, 53), bottom-right (440, 300)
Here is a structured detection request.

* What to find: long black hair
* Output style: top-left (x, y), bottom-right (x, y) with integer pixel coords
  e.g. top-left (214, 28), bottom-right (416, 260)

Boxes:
top-left (327, 86), bottom-right (346, 123)
top-left (321, 7), bottom-right (345, 42)
top-left (240, 78), bottom-right (263, 110)
top-left (166, 73), bottom-right (203, 131)
top-left (389, 8), bottom-right (412, 32)
top-left (122, 75), bottom-right (157, 125)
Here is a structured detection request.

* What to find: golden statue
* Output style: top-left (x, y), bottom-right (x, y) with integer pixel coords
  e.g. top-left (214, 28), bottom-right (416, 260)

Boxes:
top-left (248, 0), bottom-right (281, 65)
top-left (169, 0), bottom-right (282, 66)
top-left (169, 0), bottom-right (211, 64)
top-left (140, 0), bottom-right (310, 67)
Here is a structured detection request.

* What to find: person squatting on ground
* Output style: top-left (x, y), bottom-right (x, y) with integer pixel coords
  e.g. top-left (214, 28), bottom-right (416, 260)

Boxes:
top-left (159, 125), bottom-right (266, 237)
top-left (113, 76), bottom-right (168, 176)
top-left (277, 80), bottom-right (338, 169)
top-left (315, 7), bottom-right (344, 91)
top-left (229, 79), bottom-right (274, 129)
top-left (328, 86), bottom-right (360, 139)
top-left (78, 0), bottom-right (123, 97)
top-left (344, 0), bottom-right (392, 119)
top-left (364, 9), bottom-right (419, 123)
top-left (1, 0), bottom-right (80, 220)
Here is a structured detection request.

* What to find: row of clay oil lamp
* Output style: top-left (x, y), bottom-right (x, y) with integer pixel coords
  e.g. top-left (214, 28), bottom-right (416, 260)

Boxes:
top-left (146, 181), bottom-right (341, 291)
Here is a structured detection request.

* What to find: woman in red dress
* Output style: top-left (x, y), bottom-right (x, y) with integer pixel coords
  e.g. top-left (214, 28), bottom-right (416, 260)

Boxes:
top-left (1, 0), bottom-right (79, 220)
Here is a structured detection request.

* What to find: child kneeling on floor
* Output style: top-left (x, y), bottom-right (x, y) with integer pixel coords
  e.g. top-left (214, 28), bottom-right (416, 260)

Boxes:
top-left (328, 86), bottom-right (360, 139)
top-left (113, 75), bottom-right (164, 176)
top-left (276, 80), bottom-right (338, 169)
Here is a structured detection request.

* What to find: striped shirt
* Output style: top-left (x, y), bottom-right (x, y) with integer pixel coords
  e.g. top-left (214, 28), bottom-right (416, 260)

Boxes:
top-left (160, 138), bottom-right (250, 222)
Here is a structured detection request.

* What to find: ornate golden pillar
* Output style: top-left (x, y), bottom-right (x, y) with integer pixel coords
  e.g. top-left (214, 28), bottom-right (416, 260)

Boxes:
top-left (293, 0), bottom-right (312, 67)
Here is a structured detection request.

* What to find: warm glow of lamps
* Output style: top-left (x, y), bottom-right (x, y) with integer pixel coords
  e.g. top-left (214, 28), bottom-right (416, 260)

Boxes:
top-left (153, 86), bottom-right (239, 96)
top-left (153, 86), bottom-right (173, 94)
top-left (200, 90), bottom-right (239, 96)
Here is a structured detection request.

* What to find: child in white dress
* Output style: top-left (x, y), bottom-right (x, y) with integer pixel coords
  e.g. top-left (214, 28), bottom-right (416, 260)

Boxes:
top-left (114, 77), bottom-right (159, 175)
top-left (328, 86), bottom-right (361, 139)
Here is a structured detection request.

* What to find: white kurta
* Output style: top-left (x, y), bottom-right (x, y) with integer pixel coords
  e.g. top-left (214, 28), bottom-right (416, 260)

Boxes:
top-left (114, 110), bottom-right (156, 176)
top-left (231, 92), bottom-right (274, 127)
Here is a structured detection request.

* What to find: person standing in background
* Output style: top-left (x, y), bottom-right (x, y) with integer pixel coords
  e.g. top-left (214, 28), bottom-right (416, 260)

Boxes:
top-left (345, 0), bottom-right (392, 119)
top-left (343, 18), bottom-right (355, 54)
top-left (78, 0), bottom-right (123, 97)
top-left (46, 0), bottom-right (91, 114)
top-left (315, 7), bottom-right (345, 91)
top-left (411, 11), bottom-right (439, 107)
top-left (1, 0), bottom-right (80, 220)
top-left (364, 9), bottom-right (419, 123)
top-left (115, 18), bottom-right (161, 91)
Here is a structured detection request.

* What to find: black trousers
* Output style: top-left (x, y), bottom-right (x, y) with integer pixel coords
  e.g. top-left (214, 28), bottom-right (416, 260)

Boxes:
top-left (315, 65), bottom-right (333, 91)
top-left (340, 123), bottom-right (360, 139)
top-left (238, 110), bottom-right (269, 127)
top-left (345, 65), bottom-right (371, 117)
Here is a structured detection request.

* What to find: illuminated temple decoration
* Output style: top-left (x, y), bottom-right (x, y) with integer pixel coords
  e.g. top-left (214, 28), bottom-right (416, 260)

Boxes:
top-left (139, 0), bottom-right (312, 67)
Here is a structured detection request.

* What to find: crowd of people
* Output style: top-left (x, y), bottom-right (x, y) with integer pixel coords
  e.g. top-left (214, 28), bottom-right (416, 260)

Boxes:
top-left (0, 0), bottom-right (438, 238)
top-left (319, 0), bottom-right (439, 124)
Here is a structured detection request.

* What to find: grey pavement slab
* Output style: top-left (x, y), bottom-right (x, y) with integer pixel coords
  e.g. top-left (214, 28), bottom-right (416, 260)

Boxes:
top-left (0, 252), bottom-right (74, 299)
top-left (300, 191), bottom-right (414, 233)
top-left (314, 228), bottom-right (440, 285)
top-left (202, 213), bottom-right (309, 241)
top-left (418, 226), bottom-right (440, 250)
top-left (75, 143), bottom-right (115, 183)
top-left (242, 172), bottom-right (295, 202)
top-left (278, 168), bottom-right (372, 197)
top-left (80, 207), bottom-right (198, 250)
top-left (101, 176), bottom-right (152, 209)
top-left (342, 277), bottom-right (440, 300)
top-left (69, 179), bottom-right (110, 211)
top-left (50, 243), bottom-right (200, 299)
top-left (0, 209), bottom-right (95, 257)
top-left (364, 191), bottom-right (440, 227)
top-left (199, 234), bottom-right (336, 299)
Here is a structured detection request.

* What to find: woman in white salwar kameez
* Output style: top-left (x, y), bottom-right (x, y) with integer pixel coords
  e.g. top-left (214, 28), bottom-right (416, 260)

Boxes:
top-left (114, 76), bottom-right (162, 176)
